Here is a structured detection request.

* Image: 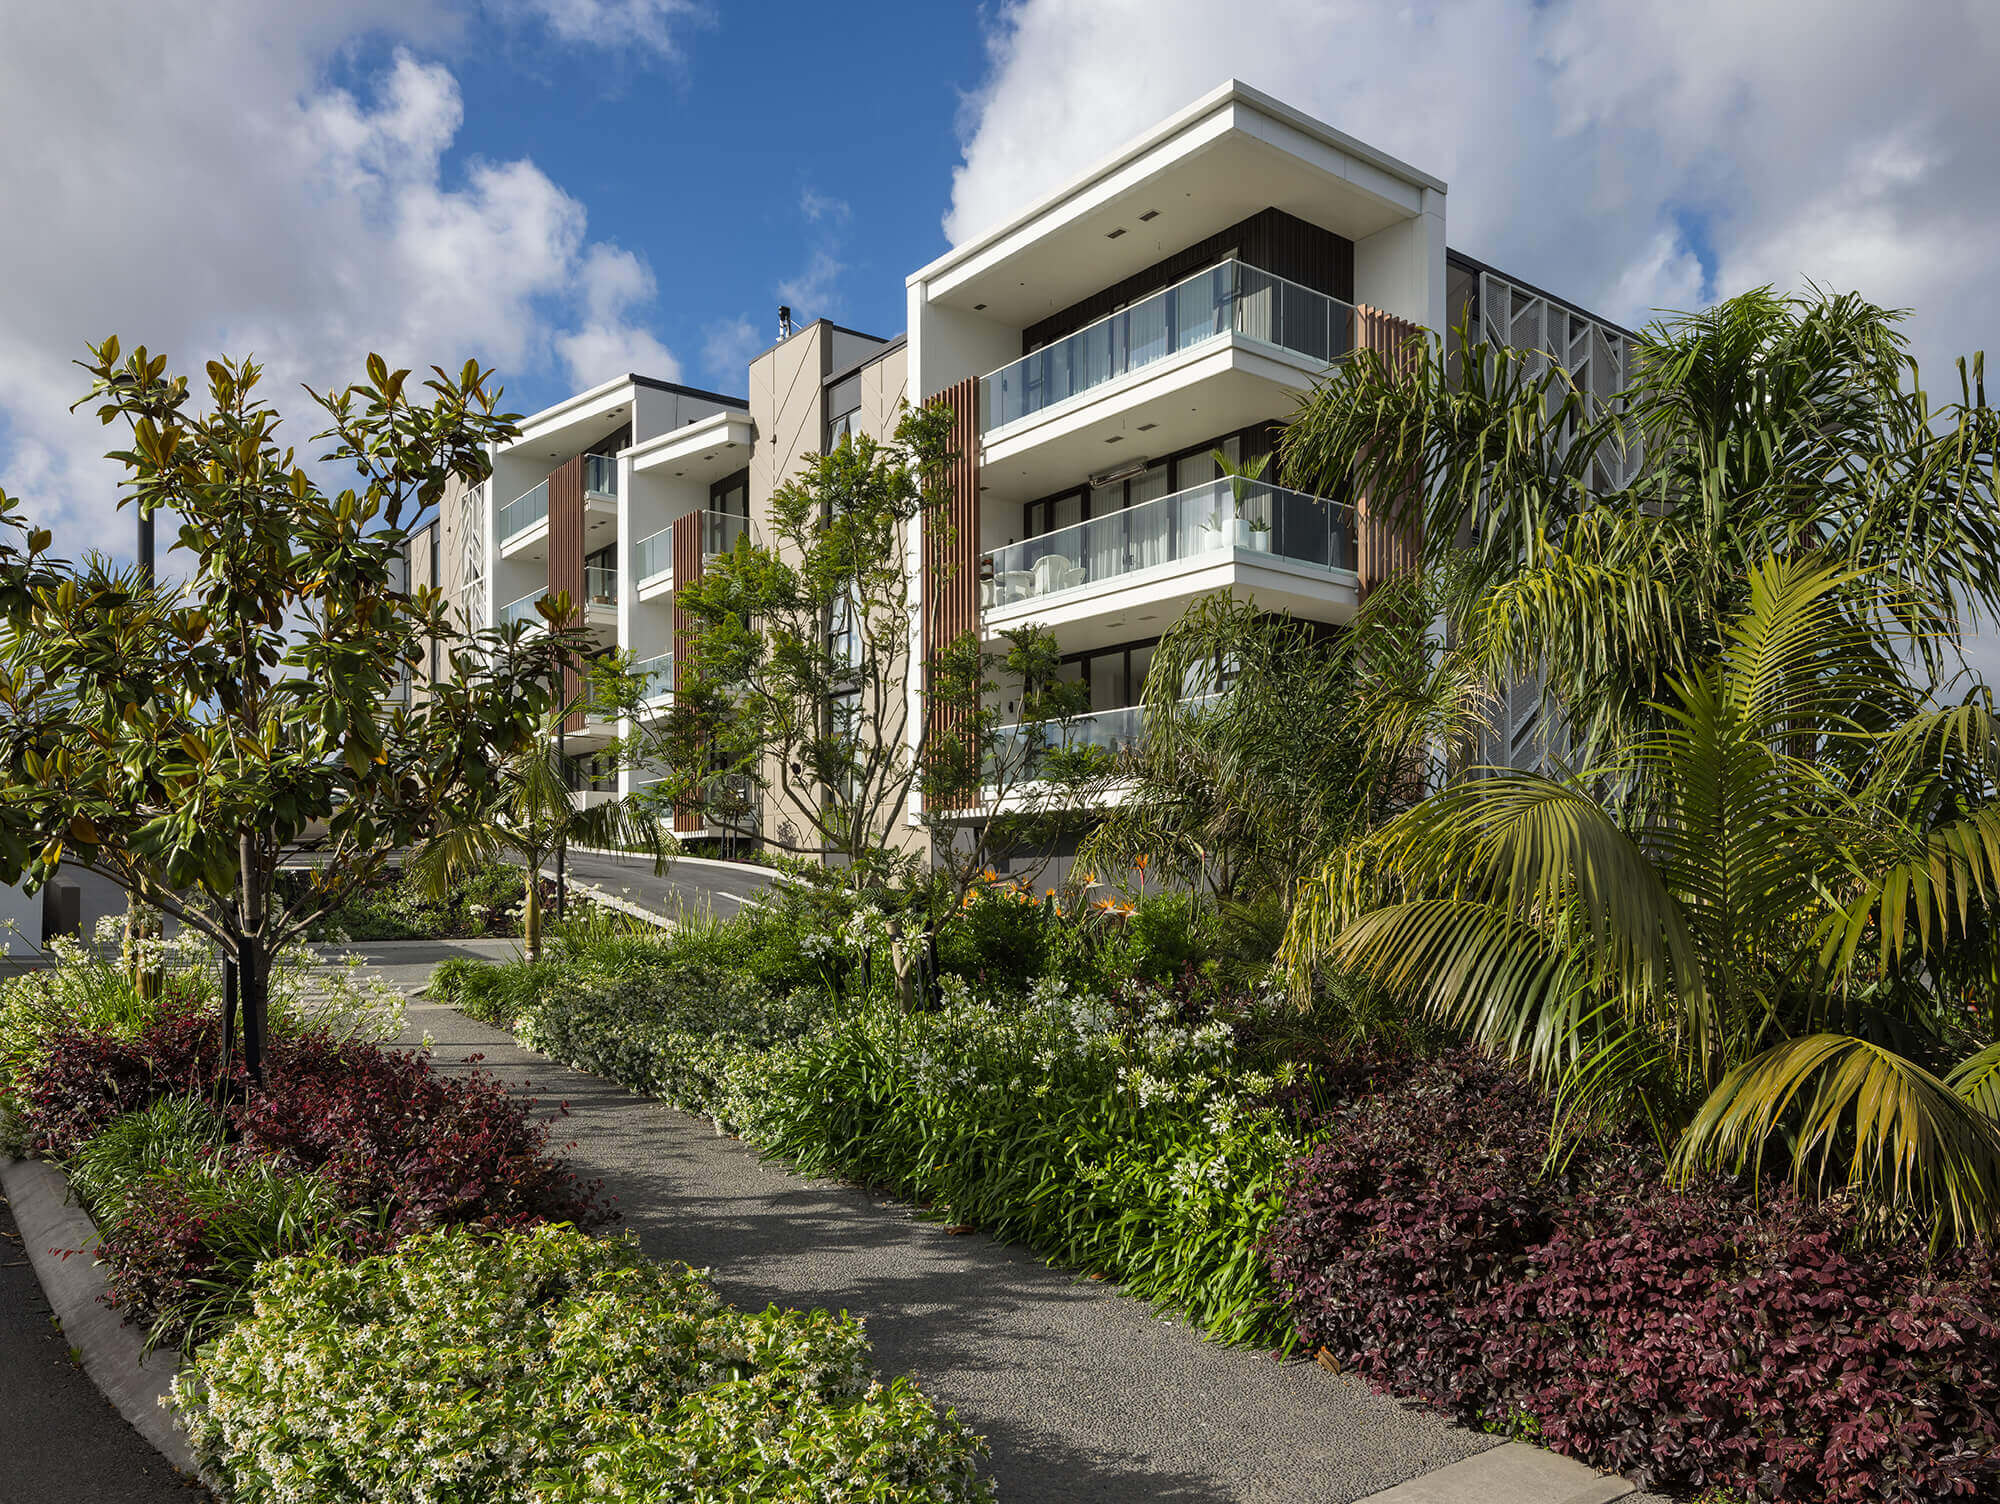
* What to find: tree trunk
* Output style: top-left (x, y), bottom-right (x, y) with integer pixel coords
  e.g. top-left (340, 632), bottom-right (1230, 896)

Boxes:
top-left (238, 931), bottom-right (267, 1084)
top-left (524, 866), bottom-right (542, 962)
top-left (217, 955), bottom-right (239, 1099)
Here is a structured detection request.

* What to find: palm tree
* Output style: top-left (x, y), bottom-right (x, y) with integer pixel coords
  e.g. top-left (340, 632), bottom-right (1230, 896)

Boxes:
top-left (407, 712), bottom-right (675, 961)
top-left (1285, 560), bottom-right (2000, 1241)
top-left (1280, 286), bottom-right (2000, 769)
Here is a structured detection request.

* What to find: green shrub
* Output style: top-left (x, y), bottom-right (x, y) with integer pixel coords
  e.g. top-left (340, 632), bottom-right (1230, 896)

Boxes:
top-left (174, 1223), bottom-right (992, 1504)
top-left (740, 984), bottom-right (1302, 1344)
top-left (433, 898), bottom-right (1302, 1344)
top-left (64, 1094), bottom-right (226, 1223)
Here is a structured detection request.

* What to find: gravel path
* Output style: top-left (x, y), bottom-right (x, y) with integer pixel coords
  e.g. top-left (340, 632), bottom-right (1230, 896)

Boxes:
top-left (368, 946), bottom-right (1499, 1504)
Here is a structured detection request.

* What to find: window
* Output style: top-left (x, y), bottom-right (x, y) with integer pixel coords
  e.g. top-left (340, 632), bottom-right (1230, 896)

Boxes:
top-left (707, 470), bottom-right (749, 556)
top-left (825, 373), bottom-right (862, 451)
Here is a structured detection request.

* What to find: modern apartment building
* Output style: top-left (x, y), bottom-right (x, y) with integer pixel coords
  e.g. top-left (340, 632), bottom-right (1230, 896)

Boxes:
top-left (408, 80), bottom-right (1635, 867)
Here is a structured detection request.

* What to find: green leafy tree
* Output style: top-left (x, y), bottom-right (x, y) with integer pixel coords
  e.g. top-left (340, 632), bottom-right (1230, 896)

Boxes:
top-left (406, 674), bottom-right (674, 960)
top-left (1280, 287), bottom-right (2000, 766)
top-left (920, 621), bottom-right (1109, 910)
top-left (1078, 595), bottom-right (1381, 914)
top-left (0, 342), bottom-right (572, 1079)
top-left (659, 406), bottom-right (967, 889)
top-left (1287, 559), bottom-right (2000, 1241)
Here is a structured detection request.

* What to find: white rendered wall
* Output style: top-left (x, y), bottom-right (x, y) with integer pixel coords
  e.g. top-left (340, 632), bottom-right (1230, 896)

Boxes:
top-left (1353, 185), bottom-right (1447, 332)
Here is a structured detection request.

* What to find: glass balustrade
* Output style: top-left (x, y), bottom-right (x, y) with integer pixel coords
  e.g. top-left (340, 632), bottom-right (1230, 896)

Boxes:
top-left (633, 652), bottom-right (672, 701)
top-left (987, 694), bottom-right (1222, 779)
top-left (632, 527), bottom-right (672, 585)
top-left (585, 453), bottom-right (619, 498)
top-left (702, 508), bottom-right (749, 559)
top-left (498, 591), bottom-right (544, 630)
top-left (584, 564), bottom-right (618, 608)
top-left (498, 480), bottom-right (548, 541)
top-left (979, 259), bottom-right (1355, 432)
top-left (980, 478), bottom-right (1351, 610)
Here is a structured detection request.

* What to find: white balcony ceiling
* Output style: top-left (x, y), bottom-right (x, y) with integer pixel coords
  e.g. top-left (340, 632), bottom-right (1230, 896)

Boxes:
top-left (978, 337), bottom-right (1327, 508)
top-left (916, 82), bottom-right (1442, 329)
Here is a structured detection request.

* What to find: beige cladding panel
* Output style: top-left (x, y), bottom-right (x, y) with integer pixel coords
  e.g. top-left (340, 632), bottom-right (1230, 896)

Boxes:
top-left (748, 324), bottom-right (830, 516)
top-left (858, 344), bottom-right (909, 442)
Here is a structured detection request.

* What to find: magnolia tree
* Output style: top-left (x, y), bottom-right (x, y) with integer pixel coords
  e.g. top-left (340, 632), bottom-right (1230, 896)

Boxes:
top-left (0, 342), bottom-right (585, 1080)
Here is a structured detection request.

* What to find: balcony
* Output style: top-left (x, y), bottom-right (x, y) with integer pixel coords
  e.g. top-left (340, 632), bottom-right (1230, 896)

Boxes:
top-left (632, 527), bottom-right (673, 591)
top-left (634, 652), bottom-right (672, 706)
top-left (701, 509), bottom-right (750, 559)
top-left (980, 260), bottom-right (1353, 437)
top-left (980, 477), bottom-right (1353, 633)
top-left (584, 564), bottom-right (617, 611)
top-left (585, 453), bottom-right (618, 498)
top-left (498, 480), bottom-right (548, 545)
top-left (499, 590), bottom-right (544, 631)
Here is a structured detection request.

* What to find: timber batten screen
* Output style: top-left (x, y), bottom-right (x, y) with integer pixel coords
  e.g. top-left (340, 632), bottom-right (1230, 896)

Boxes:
top-left (922, 378), bottom-right (981, 801)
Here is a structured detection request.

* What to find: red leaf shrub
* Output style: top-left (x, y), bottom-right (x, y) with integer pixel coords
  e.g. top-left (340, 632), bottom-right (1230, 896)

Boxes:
top-left (19, 990), bottom-right (220, 1156)
top-left (227, 1033), bottom-right (606, 1236)
top-left (21, 1003), bottom-right (605, 1235)
top-left (1263, 1050), bottom-right (2000, 1501)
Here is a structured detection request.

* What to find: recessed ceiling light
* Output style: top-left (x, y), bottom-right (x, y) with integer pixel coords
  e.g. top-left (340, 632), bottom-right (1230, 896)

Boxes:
top-left (973, 302), bottom-right (986, 311)
top-left (1104, 435), bottom-right (1124, 444)
top-left (1138, 209), bottom-right (1159, 223)
top-left (1136, 422), bottom-right (1157, 432)
top-left (1105, 227), bottom-right (1126, 239)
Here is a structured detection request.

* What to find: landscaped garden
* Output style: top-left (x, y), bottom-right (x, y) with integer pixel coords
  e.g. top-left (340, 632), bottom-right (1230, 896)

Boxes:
top-left (3, 289), bottom-right (1999, 1502)
top-left (0, 935), bottom-right (993, 1502)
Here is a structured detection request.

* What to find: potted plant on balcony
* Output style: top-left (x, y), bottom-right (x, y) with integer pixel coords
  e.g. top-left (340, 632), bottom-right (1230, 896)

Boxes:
top-left (1200, 449), bottom-right (1274, 552)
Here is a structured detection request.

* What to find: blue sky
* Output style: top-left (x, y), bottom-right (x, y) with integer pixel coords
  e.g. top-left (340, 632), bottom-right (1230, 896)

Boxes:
top-left (370, 3), bottom-right (989, 408)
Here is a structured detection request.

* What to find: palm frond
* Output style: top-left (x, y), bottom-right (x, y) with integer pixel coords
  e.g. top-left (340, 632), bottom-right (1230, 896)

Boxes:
top-left (1677, 1033), bottom-right (2000, 1242)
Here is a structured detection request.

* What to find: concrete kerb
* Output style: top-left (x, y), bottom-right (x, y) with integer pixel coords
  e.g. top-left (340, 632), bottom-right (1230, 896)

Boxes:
top-left (0, 1154), bottom-right (215, 1490)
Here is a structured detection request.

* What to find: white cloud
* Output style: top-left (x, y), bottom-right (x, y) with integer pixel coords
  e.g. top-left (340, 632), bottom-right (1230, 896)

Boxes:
top-left (777, 249), bottom-right (845, 319)
top-left (0, 2), bottom-right (682, 557)
top-left (776, 188), bottom-right (851, 320)
top-left (947, 0), bottom-right (2000, 371)
top-left (700, 315), bottom-right (763, 389)
top-left (496, 0), bottom-right (706, 58)
top-left (556, 244), bottom-right (681, 387)
top-left (800, 189), bottom-right (851, 226)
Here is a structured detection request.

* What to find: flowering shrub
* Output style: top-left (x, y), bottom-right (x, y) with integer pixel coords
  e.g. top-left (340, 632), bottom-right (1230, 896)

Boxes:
top-left (460, 928), bottom-right (1309, 1344)
top-left (1263, 1050), bottom-right (2000, 1502)
top-left (174, 1223), bottom-right (993, 1504)
top-left (744, 981), bottom-right (1304, 1343)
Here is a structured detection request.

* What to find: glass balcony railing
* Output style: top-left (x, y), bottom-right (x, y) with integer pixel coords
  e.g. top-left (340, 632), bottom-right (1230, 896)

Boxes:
top-left (498, 480), bottom-right (548, 541)
top-left (585, 453), bottom-right (619, 498)
top-left (980, 478), bottom-right (1351, 610)
top-left (584, 564), bottom-right (618, 608)
top-left (702, 509), bottom-right (749, 559)
top-left (979, 259), bottom-right (1355, 432)
top-left (988, 694), bottom-right (1222, 778)
top-left (499, 591), bottom-right (544, 630)
top-left (634, 652), bottom-right (672, 702)
top-left (632, 527), bottom-right (672, 586)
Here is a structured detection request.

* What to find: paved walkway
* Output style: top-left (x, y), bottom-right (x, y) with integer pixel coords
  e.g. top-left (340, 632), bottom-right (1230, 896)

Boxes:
top-left (341, 943), bottom-right (1646, 1504)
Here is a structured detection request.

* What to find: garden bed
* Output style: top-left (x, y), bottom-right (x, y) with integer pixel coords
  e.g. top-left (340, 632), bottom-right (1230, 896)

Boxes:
top-left (0, 940), bottom-right (991, 1503)
top-left (431, 882), bottom-right (2000, 1504)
